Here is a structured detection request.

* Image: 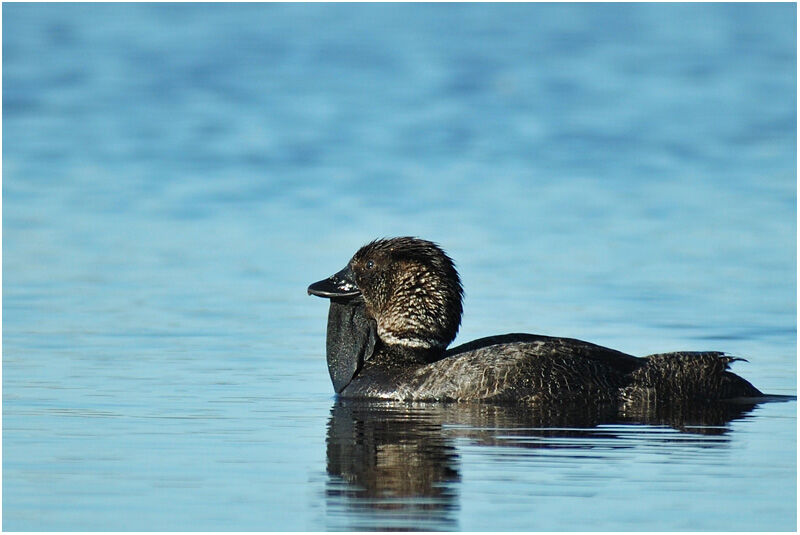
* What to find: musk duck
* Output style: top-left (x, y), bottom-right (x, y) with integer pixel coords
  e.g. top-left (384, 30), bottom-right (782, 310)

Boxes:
top-left (308, 237), bottom-right (764, 404)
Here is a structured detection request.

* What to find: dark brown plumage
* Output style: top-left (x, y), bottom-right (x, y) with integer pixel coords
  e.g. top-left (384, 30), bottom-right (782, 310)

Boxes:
top-left (350, 237), bottom-right (462, 353)
top-left (309, 237), bottom-right (765, 404)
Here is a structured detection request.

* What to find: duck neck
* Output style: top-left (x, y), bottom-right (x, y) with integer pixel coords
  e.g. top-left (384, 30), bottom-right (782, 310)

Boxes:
top-left (378, 340), bottom-right (446, 366)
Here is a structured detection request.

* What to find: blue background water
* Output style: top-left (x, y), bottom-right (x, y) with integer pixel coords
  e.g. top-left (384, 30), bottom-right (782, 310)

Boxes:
top-left (3, 3), bottom-right (796, 531)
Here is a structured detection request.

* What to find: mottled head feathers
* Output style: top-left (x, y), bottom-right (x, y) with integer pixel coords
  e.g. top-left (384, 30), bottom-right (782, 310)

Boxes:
top-left (348, 237), bottom-right (463, 351)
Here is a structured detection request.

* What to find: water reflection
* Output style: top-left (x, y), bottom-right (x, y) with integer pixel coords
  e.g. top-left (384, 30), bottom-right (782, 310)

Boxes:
top-left (326, 401), bottom-right (461, 531)
top-left (618, 400), bottom-right (761, 435)
top-left (325, 399), bottom-right (759, 530)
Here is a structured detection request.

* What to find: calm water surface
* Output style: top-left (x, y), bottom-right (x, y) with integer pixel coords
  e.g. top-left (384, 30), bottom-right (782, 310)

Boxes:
top-left (3, 3), bottom-right (796, 531)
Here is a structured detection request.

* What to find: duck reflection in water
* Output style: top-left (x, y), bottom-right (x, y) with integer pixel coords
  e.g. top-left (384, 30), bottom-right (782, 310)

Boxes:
top-left (325, 398), bottom-right (759, 531)
top-left (326, 401), bottom-right (461, 531)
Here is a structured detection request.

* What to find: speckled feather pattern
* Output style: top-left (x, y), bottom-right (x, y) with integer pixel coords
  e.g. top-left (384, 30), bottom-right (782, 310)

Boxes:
top-left (350, 238), bottom-right (462, 352)
top-left (619, 351), bottom-right (762, 404)
top-left (342, 344), bottom-right (762, 403)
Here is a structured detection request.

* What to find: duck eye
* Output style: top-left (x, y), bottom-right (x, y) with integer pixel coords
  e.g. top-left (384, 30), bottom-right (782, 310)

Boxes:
top-left (366, 260), bottom-right (375, 270)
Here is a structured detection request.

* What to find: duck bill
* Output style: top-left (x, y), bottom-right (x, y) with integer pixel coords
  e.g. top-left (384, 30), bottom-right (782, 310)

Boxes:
top-left (307, 265), bottom-right (361, 298)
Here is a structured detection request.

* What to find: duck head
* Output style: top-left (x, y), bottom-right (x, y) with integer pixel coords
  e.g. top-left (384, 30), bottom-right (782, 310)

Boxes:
top-left (309, 238), bottom-right (464, 389)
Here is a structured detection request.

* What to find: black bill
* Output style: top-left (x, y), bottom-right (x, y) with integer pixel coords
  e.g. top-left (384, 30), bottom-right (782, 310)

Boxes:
top-left (308, 265), bottom-right (361, 298)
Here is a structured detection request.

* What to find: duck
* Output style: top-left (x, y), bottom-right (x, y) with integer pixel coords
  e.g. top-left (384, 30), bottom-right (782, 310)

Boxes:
top-left (308, 237), bottom-right (764, 404)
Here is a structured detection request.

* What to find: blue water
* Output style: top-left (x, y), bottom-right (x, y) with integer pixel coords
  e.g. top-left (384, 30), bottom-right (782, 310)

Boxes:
top-left (3, 3), bottom-right (796, 531)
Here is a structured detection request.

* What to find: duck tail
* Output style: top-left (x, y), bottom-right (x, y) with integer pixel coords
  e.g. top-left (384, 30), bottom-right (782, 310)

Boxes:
top-left (619, 351), bottom-right (763, 405)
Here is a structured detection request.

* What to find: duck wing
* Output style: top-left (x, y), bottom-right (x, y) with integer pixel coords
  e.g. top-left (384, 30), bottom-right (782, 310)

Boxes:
top-left (396, 337), bottom-right (640, 403)
top-left (447, 333), bottom-right (642, 374)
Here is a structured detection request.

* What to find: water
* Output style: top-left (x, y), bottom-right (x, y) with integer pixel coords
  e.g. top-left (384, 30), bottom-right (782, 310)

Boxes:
top-left (3, 3), bottom-right (796, 531)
